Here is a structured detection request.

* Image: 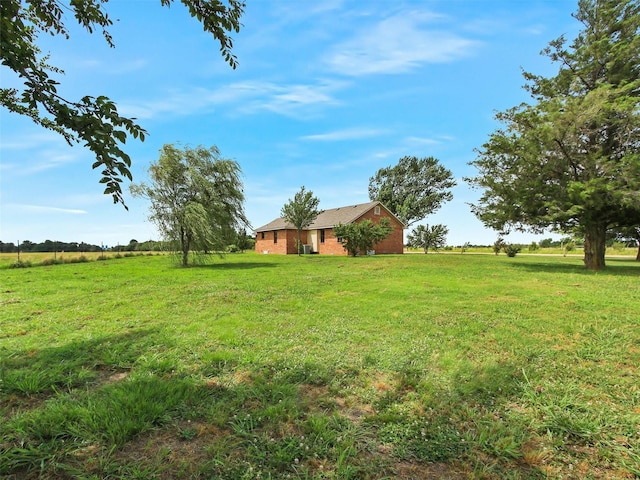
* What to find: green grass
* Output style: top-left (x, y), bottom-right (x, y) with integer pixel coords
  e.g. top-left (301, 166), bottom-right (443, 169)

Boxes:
top-left (1, 253), bottom-right (639, 479)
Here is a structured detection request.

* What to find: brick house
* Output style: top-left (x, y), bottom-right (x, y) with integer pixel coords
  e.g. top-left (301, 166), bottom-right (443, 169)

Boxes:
top-left (254, 201), bottom-right (405, 255)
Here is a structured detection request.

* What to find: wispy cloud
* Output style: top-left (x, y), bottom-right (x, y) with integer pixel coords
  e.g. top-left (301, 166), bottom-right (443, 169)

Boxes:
top-left (0, 131), bottom-right (83, 175)
top-left (71, 57), bottom-right (149, 75)
top-left (120, 80), bottom-right (346, 120)
top-left (9, 204), bottom-right (88, 215)
top-left (326, 11), bottom-right (477, 76)
top-left (1, 148), bottom-right (81, 176)
top-left (301, 127), bottom-right (389, 141)
top-left (404, 136), bottom-right (443, 146)
top-left (0, 131), bottom-right (65, 150)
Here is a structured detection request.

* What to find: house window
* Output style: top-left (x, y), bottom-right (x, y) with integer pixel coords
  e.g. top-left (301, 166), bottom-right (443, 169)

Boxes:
top-left (274, 231), bottom-right (278, 244)
top-left (374, 206), bottom-right (381, 215)
top-left (337, 236), bottom-right (342, 243)
top-left (261, 232), bottom-right (265, 240)
top-left (320, 229), bottom-right (325, 243)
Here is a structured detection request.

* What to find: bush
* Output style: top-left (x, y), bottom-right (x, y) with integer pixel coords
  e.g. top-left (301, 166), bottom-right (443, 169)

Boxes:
top-left (227, 244), bottom-right (239, 253)
top-left (68, 255), bottom-right (89, 263)
top-left (529, 241), bottom-right (539, 251)
top-left (563, 240), bottom-right (576, 256)
top-left (40, 258), bottom-right (62, 266)
top-left (503, 244), bottom-right (521, 257)
top-left (10, 260), bottom-right (32, 268)
top-left (611, 241), bottom-right (626, 252)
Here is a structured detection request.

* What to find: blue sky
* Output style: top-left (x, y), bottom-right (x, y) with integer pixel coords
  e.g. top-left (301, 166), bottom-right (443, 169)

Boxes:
top-left (1, 0), bottom-right (581, 248)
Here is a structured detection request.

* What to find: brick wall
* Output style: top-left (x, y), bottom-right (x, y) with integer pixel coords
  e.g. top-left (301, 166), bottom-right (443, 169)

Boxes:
top-left (357, 207), bottom-right (405, 254)
top-left (255, 204), bottom-right (404, 255)
top-left (255, 229), bottom-right (307, 254)
top-left (315, 228), bottom-right (346, 255)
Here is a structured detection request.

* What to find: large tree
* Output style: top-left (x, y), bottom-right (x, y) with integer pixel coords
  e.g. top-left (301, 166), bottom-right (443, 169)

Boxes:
top-left (280, 186), bottom-right (321, 256)
top-left (333, 218), bottom-right (393, 257)
top-left (368, 156), bottom-right (456, 227)
top-left (467, 0), bottom-right (640, 271)
top-left (131, 144), bottom-right (249, 266)
top-left (1, 0), bottom-right (244, 207)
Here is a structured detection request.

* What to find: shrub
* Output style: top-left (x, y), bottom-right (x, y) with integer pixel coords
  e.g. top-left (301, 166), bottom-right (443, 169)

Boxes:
top-left (67, 255), bottom-right (89, 263)
top-left (227, 244), bottom-right (239, 253)
top-left (611, 241), bottom-right (626, 251)
top-left (529, 241), bottom-right (539, 251)
top-left (563, 240), bottom-right (576, 256)
top-left (503, 244), bottom-right (522, 257)
top-left (40, 258), bottom-right (61, 266)
top-left (10, 260), bottom-right (32, 268)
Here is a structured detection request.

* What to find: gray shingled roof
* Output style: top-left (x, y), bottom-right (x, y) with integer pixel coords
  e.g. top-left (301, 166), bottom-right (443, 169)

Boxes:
top-left (255, 201), bottom-right (389, 232)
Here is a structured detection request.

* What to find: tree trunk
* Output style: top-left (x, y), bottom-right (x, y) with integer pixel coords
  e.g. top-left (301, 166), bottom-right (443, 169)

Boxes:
top-left (583, 224), bottom-right (606, 270)
top-left (181, 228), bottom-right (190, 266)
top-left (636, 244), bottom-right (640, 262)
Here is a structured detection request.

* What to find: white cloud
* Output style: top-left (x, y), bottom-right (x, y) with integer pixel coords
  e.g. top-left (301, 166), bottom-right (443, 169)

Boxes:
top-left (0, 131), bottom-right (63, 150)
top-left (326, 11), bottom-right (477, 76)
top-left (9, 204), bottom-right (88, 215)
top-left (120, 80), bottom-right (346, 120)
top-left (404, 136), bottom-right (442, 146)
top-left (22, 152), bottom-right (80, 175)
top-left (301, 127), bottom-right (389, 141)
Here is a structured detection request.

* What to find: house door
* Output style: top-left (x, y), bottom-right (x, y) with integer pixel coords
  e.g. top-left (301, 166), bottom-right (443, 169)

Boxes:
top-left (308, 230), bottom-right (318, 252)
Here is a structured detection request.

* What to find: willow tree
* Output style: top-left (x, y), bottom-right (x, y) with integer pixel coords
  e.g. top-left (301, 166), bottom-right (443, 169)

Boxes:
top-left (467, 0), bottom-right (640, 270)
top-left (131, 144), bottom-right (249, 266)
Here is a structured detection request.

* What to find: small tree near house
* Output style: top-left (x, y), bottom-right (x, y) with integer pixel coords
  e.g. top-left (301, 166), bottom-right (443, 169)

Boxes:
top-left (281, 186), bottom-right (321, 256)
top-left (333, 218), bottom-right (393, 257)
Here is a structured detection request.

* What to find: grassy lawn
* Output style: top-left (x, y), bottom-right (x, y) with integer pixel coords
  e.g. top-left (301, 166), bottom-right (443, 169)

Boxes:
top-left (1, 253), bottom-right (639, 479)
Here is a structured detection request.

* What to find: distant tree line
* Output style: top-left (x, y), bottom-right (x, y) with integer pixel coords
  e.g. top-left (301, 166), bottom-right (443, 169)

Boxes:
top-left (0, 231), bottom-right (254, 255)
top-left (0, 240), bottom-right (103, 253)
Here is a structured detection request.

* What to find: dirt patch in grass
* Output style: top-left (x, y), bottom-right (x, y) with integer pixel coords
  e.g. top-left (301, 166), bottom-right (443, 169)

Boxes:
top-left (113, 421), bottom-right (231, 478)
top-left (394, 460), bottom-right (468, 479)
top-left (1, 392), bottom-right (49, 417)
top-left (335, 396), bottom-right (374, 422)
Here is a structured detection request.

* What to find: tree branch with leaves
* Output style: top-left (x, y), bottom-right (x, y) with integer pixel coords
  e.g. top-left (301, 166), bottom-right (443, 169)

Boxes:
top-left (1, 0), bottom-right (244, 207)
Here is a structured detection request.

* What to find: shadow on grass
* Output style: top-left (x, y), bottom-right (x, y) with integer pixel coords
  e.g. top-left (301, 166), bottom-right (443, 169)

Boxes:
top-left (189, 262), bottom-right (278, 270)
top-left (5, 345), bottom-right (617, 478)
top-left (0, 328), bottom-right (171, 398)
top-left (507, 258), bottom-right (640, 276)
